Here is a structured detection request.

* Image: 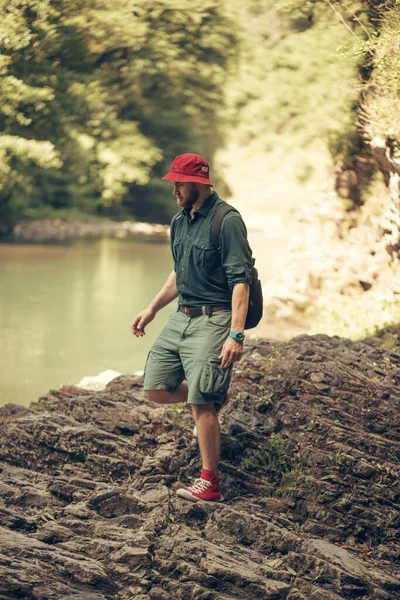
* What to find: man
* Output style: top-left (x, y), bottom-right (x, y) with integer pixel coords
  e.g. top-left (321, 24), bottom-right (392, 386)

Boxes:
top-left (131, 153), bottom-right (252, 502)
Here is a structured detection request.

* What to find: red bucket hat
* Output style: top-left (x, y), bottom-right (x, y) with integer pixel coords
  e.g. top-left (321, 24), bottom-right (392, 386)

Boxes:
top-left (162, 153), bottom-right (213, 186)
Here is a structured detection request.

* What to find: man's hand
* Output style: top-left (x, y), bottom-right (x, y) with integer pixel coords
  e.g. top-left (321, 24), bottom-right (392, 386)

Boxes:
top-left (131, 308), bottom-right (156, 337)
top-left (219, 336), bottom-right (244, 369)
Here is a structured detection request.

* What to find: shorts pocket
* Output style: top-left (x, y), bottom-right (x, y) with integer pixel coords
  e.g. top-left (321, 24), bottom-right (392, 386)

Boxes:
top-left (199, 354), bottom-right (232, 399)
top-left (207, 310), bottom-right (232, 329)
top-left (143, 350), bottom-right (151, 377)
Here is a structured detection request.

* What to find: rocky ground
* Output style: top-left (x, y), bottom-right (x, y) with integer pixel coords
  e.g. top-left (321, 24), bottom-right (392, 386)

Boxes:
top-left (0, 333), bottom-right (399, 600)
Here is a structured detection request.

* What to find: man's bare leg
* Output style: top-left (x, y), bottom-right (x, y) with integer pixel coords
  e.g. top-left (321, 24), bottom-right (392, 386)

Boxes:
top-left (191, 404), bottom-right (220, 475)
top-left (146, 385), bottom-right (229, 408)
top-left (145, 381), bottom-right (188, 405)
top-left (176, 402), bottom-right (222, 501)
top-left (192, 391), bottom-right (229, 437)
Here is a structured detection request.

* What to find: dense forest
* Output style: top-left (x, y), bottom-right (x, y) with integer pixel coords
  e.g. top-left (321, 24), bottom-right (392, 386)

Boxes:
top-left (0, 0), bottom-right (399, 230)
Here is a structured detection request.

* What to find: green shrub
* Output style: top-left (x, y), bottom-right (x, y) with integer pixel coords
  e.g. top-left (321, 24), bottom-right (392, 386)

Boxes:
top-left (241, 433), bottom-right (293, 482)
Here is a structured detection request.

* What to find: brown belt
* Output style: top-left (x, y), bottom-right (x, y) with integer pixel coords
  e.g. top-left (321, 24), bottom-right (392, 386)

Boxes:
top-left (178, 305), bottom-right (231, 317)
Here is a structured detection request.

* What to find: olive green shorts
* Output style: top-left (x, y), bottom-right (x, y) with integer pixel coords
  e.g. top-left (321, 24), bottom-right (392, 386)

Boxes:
top-left (143, 308), bottom-right (233, 405)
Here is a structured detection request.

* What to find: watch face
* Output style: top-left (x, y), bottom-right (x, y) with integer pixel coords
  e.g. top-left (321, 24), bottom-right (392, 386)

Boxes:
top-left (231, 331), bottom-right (245, 342)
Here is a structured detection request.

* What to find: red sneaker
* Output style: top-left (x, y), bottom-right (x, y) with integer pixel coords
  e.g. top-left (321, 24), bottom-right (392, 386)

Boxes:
top-left (176, 470), bottom-right (223, 502)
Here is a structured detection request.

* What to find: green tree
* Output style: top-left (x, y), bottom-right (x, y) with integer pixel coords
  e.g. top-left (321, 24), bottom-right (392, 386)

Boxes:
top-left (224, 0), bottom-right (366, 189)
top-left (0, 0), bottom-right (237, 227)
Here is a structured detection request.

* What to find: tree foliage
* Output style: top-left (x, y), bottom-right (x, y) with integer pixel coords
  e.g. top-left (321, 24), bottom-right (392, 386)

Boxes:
top-left (224, 1), bottom-right (367, 182)
top-left (0, 0), bottom-right (399, 227)
top-left (358, 1), bottom-right (400, 150)
top-left (0, 0), bottom-right (236, 226)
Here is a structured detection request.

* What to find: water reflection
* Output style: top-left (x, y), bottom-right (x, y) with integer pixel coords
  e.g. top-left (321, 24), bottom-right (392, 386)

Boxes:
top-left (0, 238), bottom-right (173, 407)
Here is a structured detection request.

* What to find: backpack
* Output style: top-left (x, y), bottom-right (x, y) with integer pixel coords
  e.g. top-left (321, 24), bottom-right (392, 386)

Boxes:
top-left (210, 204), bottom-right (263, 330)
top-left (172, 203), bottom-right (263, 330)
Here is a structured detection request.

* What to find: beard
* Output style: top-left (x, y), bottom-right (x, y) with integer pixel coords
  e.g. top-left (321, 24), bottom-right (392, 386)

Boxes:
top-left (176, 184), bottom-right (199, 209)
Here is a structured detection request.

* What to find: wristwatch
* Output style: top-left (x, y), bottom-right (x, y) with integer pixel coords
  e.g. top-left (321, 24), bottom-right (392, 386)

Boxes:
top-left (229, 331), bottom-right (245, 343)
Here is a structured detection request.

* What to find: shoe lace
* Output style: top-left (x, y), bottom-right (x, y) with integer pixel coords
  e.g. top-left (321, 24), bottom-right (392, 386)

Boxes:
top-left (188, 478), bottom-right (212, 494)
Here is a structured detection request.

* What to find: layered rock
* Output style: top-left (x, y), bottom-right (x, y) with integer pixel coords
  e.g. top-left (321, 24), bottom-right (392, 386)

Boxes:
top-left (0, 335), bottom-right (399, 600)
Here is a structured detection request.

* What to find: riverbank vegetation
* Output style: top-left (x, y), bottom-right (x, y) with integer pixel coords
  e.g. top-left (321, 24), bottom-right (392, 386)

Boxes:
top-left (1, 0), bottom-right (398, 229)
top-left (0, 0), bottom-right (236, 227)
top-left (225, 0), bottom-right (400, 339)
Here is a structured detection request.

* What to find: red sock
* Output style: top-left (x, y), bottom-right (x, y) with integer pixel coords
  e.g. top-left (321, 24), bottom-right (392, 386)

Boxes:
top-left (201, 469), bottom-right (218, 481)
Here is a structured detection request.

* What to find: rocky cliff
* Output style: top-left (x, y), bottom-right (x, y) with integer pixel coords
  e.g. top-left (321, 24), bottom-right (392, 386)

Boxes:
top-left (263, 182), bottom-right (400, 339)
top-left (0, 334), bottom-right (399, 600)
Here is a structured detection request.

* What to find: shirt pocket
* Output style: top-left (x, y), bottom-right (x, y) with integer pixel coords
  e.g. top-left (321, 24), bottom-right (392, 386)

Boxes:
top-left (192, 239), bottom-right (220, 271)
top-left (173, 238), bottom-right (182, 264)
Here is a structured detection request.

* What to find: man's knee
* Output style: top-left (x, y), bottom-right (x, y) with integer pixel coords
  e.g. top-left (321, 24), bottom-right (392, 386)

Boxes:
top-left (191, 403), bottom-right (217, 418)
top-left (145, 389), bottom-right (170, 404)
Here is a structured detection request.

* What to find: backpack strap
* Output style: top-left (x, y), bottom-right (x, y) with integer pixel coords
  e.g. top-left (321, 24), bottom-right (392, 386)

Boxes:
top-left (210, 204), bottom-right (238, 250)
top-left (172, 204), bottom-right (239, 248)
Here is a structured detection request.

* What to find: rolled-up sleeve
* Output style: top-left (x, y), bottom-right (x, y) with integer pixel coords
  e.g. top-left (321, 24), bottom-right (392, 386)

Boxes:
top-left (220, 212), bottom-right (253, 290)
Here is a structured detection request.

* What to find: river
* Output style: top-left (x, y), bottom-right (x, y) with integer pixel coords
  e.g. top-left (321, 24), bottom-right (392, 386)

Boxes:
top-left (0, 233), bottom-right (288, 407)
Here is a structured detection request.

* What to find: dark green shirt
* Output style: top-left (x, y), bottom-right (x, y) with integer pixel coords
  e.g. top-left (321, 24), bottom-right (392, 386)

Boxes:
top-left (170, 191), bottom-right (253, 307)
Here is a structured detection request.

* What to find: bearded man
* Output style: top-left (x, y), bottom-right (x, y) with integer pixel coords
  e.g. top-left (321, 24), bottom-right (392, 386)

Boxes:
top-left (131, 153), bottom-right (252, 502)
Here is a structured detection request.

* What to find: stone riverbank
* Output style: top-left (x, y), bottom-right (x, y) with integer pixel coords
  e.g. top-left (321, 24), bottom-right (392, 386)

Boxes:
top-left (0, 333), bottom-right (399, 599)
top-left (2, 219), bottom-right (169, 243)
